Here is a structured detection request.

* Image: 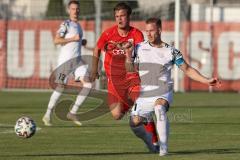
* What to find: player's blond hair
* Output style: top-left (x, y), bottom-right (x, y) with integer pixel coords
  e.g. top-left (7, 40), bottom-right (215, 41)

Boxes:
top-left (68, 0), bottom-right (79, 7)
top-left (146, 18), bottom-right (162, 29)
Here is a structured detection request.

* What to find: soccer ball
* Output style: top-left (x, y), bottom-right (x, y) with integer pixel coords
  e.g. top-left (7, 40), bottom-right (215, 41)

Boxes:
top-left (14, 116), bottom-right (36, 138)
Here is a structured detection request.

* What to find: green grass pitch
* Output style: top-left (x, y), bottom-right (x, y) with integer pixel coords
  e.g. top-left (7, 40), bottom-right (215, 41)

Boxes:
top-left (0, 91), bottom-right (240, 160)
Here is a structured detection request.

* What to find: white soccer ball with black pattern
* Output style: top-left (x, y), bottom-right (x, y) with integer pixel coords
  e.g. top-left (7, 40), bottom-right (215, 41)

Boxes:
top-left (14, 116), bottom-right (36, 138)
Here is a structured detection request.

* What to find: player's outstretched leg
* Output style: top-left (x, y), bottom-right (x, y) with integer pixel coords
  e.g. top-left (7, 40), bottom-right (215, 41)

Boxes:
top-left (154, 100), bottom-right (169, 156)
top-left (67, 81), bottom-right (92, 126)
top-left (42, 90), bottom-right (62, 126)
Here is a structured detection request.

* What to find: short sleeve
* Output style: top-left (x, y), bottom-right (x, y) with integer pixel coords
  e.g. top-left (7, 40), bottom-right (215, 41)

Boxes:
top-left (134, 30), bottom-right (144, 45)
top-left (79, 24), bottom-right (83, 38)
top-left (172, 48), bottom-right (184, 66)
top-left (57, 21), bottom-right (68, 38)
top-left (97, 31), bottom-right (108, 50)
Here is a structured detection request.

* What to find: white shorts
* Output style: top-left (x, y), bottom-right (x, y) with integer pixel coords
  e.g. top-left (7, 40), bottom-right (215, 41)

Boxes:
top-left (131, 91), bottom-right (173, 118)
top-left (55, 56), bottom-right (89, 84)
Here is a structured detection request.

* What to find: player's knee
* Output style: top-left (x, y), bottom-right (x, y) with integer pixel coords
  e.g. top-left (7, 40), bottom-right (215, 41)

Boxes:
top-left (130, 115), bottom-right (142, 126)
top-left (83, 82), bottom-right (92, 88)
top-left (112, 112), bottom-right (123, 120)
top-left (110, 103), bottom-right (124, 120)
top-left (56, 85), bottom-right (65, 91)
top-left (155, 98), bottom-right (168, 106)
top-left (155, 98), bottom-right (169, 110)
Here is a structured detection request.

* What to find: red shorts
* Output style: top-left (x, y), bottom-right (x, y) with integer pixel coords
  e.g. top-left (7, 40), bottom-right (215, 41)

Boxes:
top-left (107, 73), bottom-right (140, 113)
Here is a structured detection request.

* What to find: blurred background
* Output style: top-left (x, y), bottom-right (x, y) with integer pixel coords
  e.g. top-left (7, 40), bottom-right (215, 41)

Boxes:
top-left (0, 0), bottom-right (240, 92)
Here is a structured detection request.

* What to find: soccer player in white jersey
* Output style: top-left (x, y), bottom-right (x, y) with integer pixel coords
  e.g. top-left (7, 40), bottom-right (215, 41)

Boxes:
top-left (42, 0), bottom-right (92, 126)
top-left (125, 18), bottom-right (221, 156)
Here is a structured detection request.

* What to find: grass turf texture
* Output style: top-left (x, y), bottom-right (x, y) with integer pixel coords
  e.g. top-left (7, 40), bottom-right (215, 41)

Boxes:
top-left (0, 91), bottom-right (240, 160)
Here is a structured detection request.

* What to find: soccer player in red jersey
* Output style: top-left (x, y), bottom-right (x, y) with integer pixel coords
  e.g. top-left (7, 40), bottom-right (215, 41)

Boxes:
top-left (90, 2), bottom-right (159, 152)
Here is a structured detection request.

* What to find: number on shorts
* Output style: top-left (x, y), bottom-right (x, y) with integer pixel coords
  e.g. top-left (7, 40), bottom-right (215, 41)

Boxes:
top-left (58, 73), bottom-right (66, 81)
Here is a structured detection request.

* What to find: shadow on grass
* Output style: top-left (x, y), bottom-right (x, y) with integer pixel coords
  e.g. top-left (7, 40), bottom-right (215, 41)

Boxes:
top-left (171, 148), bottom-right (240, 155)
top-left (40, 123), bottom-right (128, 128)
top-left (2, 148), bottom-right (240, 157)
top-left (172, 122), bottom-right (240, 125)
top-left (2, 151), bottom-right (150, 157)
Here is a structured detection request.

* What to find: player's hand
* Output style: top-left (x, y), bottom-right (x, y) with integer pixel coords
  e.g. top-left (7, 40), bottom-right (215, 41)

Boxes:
top-left (123, 42), bottom-right (134, 61)
top-left (82, 39), bottom-right (87, 46)
top-left (90, 72), bottom-right (99, 82)
top-left (207, 78), bottom-right (221, 87)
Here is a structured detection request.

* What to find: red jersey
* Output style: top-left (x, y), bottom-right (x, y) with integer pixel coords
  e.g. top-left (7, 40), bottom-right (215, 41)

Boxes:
top-left (97, 25), bottom-right (144, 78)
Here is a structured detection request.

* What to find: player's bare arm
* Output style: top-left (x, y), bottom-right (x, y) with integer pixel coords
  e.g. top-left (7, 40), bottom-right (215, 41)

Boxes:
top-left (90, 46), bottom-right (101, 82)
top-left (124, 42), bottom-right (136, 72)
top-left (179, 61), bottom-right (221, 87)
top-left (125, 55), bottom-right (135, 72)
top-left (54, 34), bottom-right (80, 45)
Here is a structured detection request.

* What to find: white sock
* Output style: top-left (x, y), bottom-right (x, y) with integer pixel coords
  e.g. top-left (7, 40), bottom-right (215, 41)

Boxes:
top-left (154, 105), bottom-right (169, 151)
top-left (45, 91), bottom-right (62, 117)
top-left (70, 82), bottom-right (92, 114)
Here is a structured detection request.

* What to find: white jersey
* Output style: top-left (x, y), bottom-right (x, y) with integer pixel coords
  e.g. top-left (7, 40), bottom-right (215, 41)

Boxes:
top-left (134, 41), bottom-right (184, 93)
top-left (54, 20), bottom-right (88, 85)
top-left (132, 41), bottom-right (184, 107)
top-left (57, 19), bottom-right (83, 64)
top-left (131, 41), bottom-right (185, 118)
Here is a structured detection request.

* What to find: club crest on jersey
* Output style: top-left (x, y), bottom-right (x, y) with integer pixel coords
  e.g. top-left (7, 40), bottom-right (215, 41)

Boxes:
top-left (128, 39), bottom-right (134, 43)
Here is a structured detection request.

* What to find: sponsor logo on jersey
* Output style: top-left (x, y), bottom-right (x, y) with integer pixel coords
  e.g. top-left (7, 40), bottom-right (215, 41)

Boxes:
top-left (112, 49), bottom-right (125, 55)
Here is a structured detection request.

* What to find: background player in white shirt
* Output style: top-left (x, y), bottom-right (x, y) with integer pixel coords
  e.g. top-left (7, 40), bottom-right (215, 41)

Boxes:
top-left (42, 0), bottom-right (92, 126)
top-left (125, 17), bottom-right (221, 156)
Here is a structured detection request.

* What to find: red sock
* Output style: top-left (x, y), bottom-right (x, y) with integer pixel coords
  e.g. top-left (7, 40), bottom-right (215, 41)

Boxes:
top-left (144, 122), bottom-right (158, 144)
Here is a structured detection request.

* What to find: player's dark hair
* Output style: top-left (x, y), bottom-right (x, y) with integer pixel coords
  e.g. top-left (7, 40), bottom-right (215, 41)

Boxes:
top-left (68, 0), bottom-right (79, 7)
top-left (146, 18), bottom-right (162, 29)
top-left (114, 2), bottom-right (132, 15)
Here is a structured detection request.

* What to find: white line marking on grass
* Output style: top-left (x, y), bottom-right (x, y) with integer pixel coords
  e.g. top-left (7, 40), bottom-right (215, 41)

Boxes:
top-left (0, 123), bottom-right (42, 134)
top-left (0, 123), bottom-right (13, 127)
top-left (171, 132), bottom-right (240, 136)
